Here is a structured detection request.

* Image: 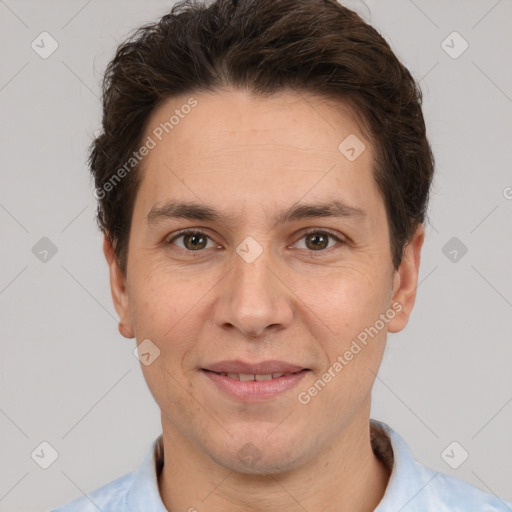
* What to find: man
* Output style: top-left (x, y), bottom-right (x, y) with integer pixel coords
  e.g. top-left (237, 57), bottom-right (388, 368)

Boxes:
top-left (53, 0), bottom-right (512, 510)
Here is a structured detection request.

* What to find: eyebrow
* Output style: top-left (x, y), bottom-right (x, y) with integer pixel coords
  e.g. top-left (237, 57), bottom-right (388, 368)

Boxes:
top-left (146, 199), bottom-right (366, 227)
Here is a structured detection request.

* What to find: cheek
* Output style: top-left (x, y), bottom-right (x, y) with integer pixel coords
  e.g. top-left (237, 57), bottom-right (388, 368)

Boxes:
top-left (294, 264), bottom-right (391, 339)
top-left (128, 265), bottom-right (215, 378)
top-left (296, 267), bottom-right (392, 405)
top-left (141, 361), bottom-right (211, 442)
top-left (127, 262), bottom-right (191, 336)
top-left (301, 285), bottom-right (389, 422)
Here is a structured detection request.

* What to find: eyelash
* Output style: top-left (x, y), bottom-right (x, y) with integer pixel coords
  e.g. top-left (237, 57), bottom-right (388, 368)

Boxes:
top-left (166, 229), bottom-right (346, 254)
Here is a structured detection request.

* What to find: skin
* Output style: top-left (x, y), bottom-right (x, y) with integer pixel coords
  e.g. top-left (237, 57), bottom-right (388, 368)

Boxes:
top-left (104, 88), bottom-right (424, 512)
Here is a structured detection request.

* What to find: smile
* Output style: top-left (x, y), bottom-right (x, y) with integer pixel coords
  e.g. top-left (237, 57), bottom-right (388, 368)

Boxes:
top-left (213, 372), bottom-right (298, 381)
top-left (202, 366), bottom-right (310, 402)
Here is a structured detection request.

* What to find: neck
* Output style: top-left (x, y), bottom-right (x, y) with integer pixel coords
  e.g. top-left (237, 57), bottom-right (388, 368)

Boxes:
top-left (158, 413), bottom-right (391, 512)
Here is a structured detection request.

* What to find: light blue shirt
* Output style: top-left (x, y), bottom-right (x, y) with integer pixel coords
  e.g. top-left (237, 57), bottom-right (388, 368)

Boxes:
top-left (51, 419), bottom-right (512, 511)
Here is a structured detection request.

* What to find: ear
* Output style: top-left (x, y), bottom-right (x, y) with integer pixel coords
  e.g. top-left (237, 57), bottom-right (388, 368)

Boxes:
top-left (103, 235), bottom-right (134, 339)
top-left (387, 224), bottom-right (425, 333)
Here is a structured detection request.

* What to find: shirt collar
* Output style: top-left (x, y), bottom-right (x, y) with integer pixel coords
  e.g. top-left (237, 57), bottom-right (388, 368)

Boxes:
top-left (126, 419), bottom-right (414, 510)
top-left (125, 434), bottom-right (167, 511)
top-left (371, 419), bottom-right (439, 511)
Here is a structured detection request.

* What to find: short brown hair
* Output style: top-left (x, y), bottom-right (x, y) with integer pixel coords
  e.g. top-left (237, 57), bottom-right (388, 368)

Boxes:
top-left (90, 0), bottom-right (434, 275)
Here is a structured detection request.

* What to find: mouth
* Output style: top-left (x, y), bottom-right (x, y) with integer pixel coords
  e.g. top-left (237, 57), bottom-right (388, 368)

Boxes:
top-left (204, 370), bottom-right (304, 381)
top-left (203, 359), bottom-right (308, 374)
top-left (201, 360), bottom-right (310, 401)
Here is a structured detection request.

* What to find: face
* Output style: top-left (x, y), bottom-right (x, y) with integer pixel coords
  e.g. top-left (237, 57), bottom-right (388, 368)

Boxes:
top-left (105, 88), bottom-right (424, 474)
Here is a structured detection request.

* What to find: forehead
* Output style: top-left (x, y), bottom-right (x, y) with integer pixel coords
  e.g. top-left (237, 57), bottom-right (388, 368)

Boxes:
top-left (133, 88), bottom-right (381, 223)
top-left (144, 88), bottom-right (370, 161)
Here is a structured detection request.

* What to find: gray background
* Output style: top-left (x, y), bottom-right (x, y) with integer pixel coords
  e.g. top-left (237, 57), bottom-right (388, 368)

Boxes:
top-left (0, 0), bottom-right (511, 510)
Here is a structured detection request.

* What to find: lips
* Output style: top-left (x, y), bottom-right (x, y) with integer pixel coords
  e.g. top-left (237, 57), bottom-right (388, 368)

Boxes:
top-left (201, 360), bottom-right (310, 401)
top-left (213, 372), bottom-right (293, 381)
top-left (203, 360), bottom-right (306, 375)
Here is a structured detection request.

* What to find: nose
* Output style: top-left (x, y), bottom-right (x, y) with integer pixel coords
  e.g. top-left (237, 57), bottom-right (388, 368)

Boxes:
top-left (213, 242), bottom-right (294, 338)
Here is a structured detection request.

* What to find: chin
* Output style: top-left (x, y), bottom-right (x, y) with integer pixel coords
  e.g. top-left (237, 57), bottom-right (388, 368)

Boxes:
top-left (206, 429), bottom-right (311, 476)
top-left (215, 449), bottom-right (304, 476)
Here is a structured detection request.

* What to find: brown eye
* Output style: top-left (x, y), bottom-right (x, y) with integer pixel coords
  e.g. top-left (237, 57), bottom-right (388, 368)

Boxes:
top-left (183, 232), bottom-right (208, 250)
top-left (305, 232), bottom-right (329, 250)
top-left (170, 231), bottom-right (214, 251)
top-left (294, 230), bottom-right (343, 252)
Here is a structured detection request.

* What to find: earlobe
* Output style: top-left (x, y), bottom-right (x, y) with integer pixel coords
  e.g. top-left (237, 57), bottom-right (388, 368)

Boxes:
top-left (387, 224), bottom-right (425, 334)
top-left (103, 235), bottom-right (135, 339)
